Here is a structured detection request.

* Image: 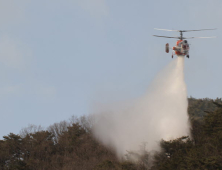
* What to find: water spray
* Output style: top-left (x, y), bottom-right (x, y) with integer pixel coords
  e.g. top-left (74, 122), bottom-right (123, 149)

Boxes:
top-left (93, 57), bottom-right (190, 159)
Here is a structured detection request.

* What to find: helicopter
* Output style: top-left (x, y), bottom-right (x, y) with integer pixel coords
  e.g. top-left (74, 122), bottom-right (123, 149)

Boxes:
top-left (153, 28), bottom-right (216, 58)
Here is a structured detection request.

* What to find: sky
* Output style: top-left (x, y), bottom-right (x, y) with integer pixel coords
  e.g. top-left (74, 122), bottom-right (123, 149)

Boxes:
top-left (0, 0), bottom-right (221, 138)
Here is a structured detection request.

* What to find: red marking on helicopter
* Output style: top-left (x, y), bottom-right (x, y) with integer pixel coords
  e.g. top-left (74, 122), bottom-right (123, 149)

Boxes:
top-left (153, 28), bottom-right (216, 59)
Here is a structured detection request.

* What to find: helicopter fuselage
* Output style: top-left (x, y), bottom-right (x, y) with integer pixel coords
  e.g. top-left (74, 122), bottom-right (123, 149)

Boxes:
top-left (173, 40), bottom-right (189, 56)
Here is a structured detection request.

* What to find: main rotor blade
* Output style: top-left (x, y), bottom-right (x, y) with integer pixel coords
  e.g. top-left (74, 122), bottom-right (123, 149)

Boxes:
top-left (182, 28), bottom-right (217, 32)
top-left (154, 28), bottom-right (180, 32)
top-left (154, 28), bottom-right (217, 32)
top-left (184, 36), bottom-right (216, 39)
top-left (153, 35), bottom-right (179, 39)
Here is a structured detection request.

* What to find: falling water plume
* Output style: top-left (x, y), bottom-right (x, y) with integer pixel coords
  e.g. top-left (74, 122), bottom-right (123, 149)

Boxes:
top-left (92, 56), bottom-right (190, 159)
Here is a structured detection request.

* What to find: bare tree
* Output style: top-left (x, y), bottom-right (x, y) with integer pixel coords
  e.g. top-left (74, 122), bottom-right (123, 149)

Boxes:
top-left (20, 124), bottom-right (44, 138)
top-left (47, 120), bottom-right (70, 143)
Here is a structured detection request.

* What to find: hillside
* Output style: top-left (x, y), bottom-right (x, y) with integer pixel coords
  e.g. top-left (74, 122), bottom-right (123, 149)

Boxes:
top-left (0, 98), bottom-right (222, 170)
top-left (188, 97), bottom-right (222, 119)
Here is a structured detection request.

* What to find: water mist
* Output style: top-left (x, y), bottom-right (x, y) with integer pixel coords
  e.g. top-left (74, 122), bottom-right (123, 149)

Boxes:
top-left (92, 57), bottom-right (190, 159)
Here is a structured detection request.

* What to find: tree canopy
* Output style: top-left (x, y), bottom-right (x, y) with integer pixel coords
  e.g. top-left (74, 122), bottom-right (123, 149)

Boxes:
top-left (0, 98), bottom-right (222, 169)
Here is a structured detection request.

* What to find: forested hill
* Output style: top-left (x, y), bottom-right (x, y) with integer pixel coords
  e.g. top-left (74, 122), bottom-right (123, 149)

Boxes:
top-left (0, 98), bottom-right (222, 170)
top-left (188, 97), bottom-right (222, 119)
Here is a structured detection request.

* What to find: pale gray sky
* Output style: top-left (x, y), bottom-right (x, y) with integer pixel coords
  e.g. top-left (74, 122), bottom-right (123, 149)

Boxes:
top-left (0, 0), bottom-right (221, 137)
